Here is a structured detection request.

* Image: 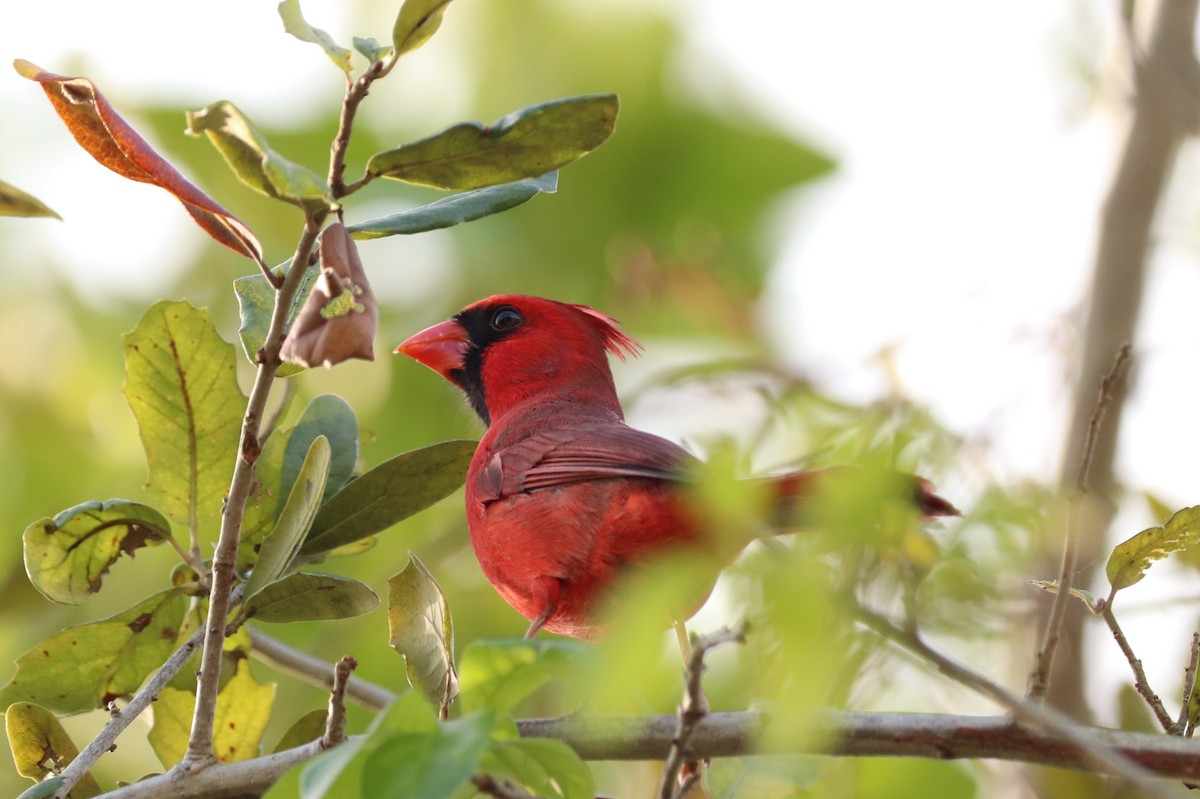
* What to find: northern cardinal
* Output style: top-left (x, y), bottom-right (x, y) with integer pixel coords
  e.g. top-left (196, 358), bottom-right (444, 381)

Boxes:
top-left (396, 295), bottom-right (956, 640)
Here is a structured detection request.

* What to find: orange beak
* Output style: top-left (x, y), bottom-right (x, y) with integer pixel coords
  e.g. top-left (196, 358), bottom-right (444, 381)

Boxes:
top-left (394, 318), bottom-right (470, 380)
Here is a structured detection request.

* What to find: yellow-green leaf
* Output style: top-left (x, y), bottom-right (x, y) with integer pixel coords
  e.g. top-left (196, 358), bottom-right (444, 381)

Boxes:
top-left (388, 552), bottom-right (458, 709)
top-left (0, 590), bottom-right (187, 713)
top-left (5, 703), bottom-right (101, 797)
top-left (122, 301), bottom-right (245, 526)
top-left (365, 95), bottom-right (617, 190)
top-left (23, 499), bottom-right (173, 604)
top-left (273, 709), bottom-right (328, 753)
top-left (0, 179), bottom-right (60, 219)
top-left (1107, 505), bottom-right (1200, 592)
top-left (391, 0), bottom-right (455, 57)
top-left (278, 0), bottom-right (353, 71)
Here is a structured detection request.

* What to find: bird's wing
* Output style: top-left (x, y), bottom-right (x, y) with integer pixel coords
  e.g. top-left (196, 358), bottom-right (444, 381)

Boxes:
top-left (476, 424), bottom-right (696, 502)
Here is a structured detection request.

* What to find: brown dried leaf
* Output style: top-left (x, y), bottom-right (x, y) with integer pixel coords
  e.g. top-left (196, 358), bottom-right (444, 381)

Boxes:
top-left (281, 222), bottom-right (377, 368)
top-left (13, 59), bottom-right (262, 261)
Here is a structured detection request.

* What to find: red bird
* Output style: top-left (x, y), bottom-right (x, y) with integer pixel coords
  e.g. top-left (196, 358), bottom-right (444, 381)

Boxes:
top-left (396, 295), bottom-right (956, 640)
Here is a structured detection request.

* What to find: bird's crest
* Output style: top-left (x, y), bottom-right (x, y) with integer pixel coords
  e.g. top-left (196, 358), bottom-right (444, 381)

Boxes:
top-left (569, 303), bottom-right (642, 362)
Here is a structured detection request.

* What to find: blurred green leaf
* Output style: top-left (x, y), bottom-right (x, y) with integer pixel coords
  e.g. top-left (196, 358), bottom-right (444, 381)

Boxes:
top-left (283, 395), bottom-right (358, 505)
top-left (388, 553), bottom-right (458, 709)
top-left (0, 179), bottom-right (60, 219)
top-left (366, 95), bottom-right (617, 190)
top-left (273, 709), bottom-right (328, 753)
top-left (346, 172), bottom-right (557, 240)
top-left (186, 100), bottom-right (330, 208)
top-left (278, 0), bottom-right (352, 71)
top-left (707, 755), bottom-right (830, 799)
top-left (122, 301), bottom-right (245, 527)
top-left (477, 737), bottom-right (593, 799)
top-left (300, 439), bottom-right (475, 555)
top-left (392, 0), bottom-right (455, 57)
top-left (23, 499), bottom-right (173, 604)
top-left (0, 590), bottom-right (186, 713)
top-left (459, 638), bottom-right (586, 715)
top-left (1107, 505), bottom-right (1200, 593)
top-left (353, 36), bottom-right (393, 63)
top-left (247, 572), bottom-right (379, 623)
top-left (1028, 580), bottom-right (1099, 613)
top-left (238, 425), bottom-right (293, 571)
top-left (360, 713), bottom-right (492, 799)
top-left (244, 436), bottom-right (331, 600)
top-left (4, 703), bottom-right (101, 796)
top-left (232, 260), bottom-right (316, 377)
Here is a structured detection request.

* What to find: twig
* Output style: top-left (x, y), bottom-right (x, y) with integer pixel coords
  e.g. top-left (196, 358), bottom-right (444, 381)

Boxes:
top-left (328, 60), bottom-right (385, 199)
top-left (1029, 343), bottom-right (1131, 701)
top-left (47, 628), bottom-right (205, 799)
top-left (659, 623), bottom-right (747, 799)
top-left (1098, 598), bottom-right (1175, 731)
top-left (322, 656), bottom-right (356, 747)
top-left (181, 221), bottom-right (322, 770)
top-left (856, 606), bottom-right (1181, 798)
top-left (1176, 632), bottom-right (1199, 735)
top-left (248, 627), bottom-right (394, 711)
top-left (470, 774), bottom-right (539, 799)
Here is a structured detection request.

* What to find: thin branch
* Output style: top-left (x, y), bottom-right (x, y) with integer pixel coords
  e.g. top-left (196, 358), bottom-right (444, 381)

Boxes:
top-left (1030, 343), bottom-right (1131, 700)
top-left (1176, 632), bottom-right (1199, 734)
top-left (660, 624), bottom-right (747, 799)
top-left (248, 627), bottom-right (395, 711)
top-left (49, 628), bottom-right (205, 799)
top-left (322, 656), bottom-right (357, 747)
top-left (856, 607), bottom-right (1181, 798)
top-left (328, 60), bottom-right (385, 199)
top-left (1099, 598), bottom-right (1175, 731)
top-left (181, 221), bottom-right (322, 770)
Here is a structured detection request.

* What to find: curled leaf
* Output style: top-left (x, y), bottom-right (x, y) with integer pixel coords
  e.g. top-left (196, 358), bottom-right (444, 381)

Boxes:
top-left (365, 94), bottom-right (618, 190)
top-left (13, 59), bottom-right (262, 260)
top-left (186, 100), bottom-right (330, 208)
top-left (347, 172), bottom-right (558, 240)
top-left (388, 552), bottom-right (458, 710)
top-left (281, 222), bottom-right (377, 368)
top-left (1107, 505), bottom-right (1200, 592)
top-left (23, 499), bottom-right (173, 604)
top-left (5, 703), bottom-right (101, 796)
top-left (278, 0), bottom-right (353, 71)
top-left (0, 179), bottom-right (60, 219)
top-left (1028, 579), bottom-right (1100, 614)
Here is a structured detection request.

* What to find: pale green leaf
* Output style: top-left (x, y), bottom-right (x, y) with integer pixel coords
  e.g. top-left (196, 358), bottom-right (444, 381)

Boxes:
top-left (122, 301), bottom-right (245, 526)
top-left (247, 572), bottom-right (379, 623)
top-left (232, 260), bottom-right (315, 376)
top-left (346, 172), bottom-right (557, 240)
top-left (5, 703), bottom-right (101, 796)
top-left (1107, 505), bottom-right (1200, 592)
top-left (0, 590), bottom-right (187, 713)
top-left (459, 639), bottom-right (587, 715)
top-left (244, 436), bottom-right (331, 601)
top-left (23, 499), bottom-right (173, 604)
top-left (238, 424), bottom-right (293, 572)
top-left (0, 179), bottom-right (60, 219)
top-left (391, 0), bottom-right (454, 57)
top-left (388, 553), bottom-right (457, 709)
top-left (365, 95), bottom-right (617, 190)
top-left (278, 0), bottom-right (353, 71)
top-left (352, 36), bottom-right (393, 63)
top-left (1027, 580), bottom-right (1100, 613)
top-left (300, 439), bottom-right (474, 555)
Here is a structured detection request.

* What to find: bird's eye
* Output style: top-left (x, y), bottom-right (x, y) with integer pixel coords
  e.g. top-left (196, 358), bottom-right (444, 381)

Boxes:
top-left (489, 306), bottom-right (524, 332)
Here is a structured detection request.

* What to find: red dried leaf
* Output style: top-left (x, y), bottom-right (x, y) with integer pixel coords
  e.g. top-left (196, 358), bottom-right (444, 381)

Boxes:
top-left (281, 222), bottom-right (378, 368)
top-left (14, 59), bottom-right (263, 262)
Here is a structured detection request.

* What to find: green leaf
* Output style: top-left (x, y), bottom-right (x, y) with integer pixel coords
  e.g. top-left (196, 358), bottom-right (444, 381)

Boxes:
top-left (150, 661), bottom-right (276, 767)
top-left (388, 553), bottom-right (458, 709)
top-left (1107, 505), bottom-right (1200, 592)
top-left (0, 590), bottom-right (187, 713)
top-left (273, 709), bottom-right (328, 753)
top-left (352, 36), bottom-right (393, 63)
top-left (360, 714), bottom-right (492, 799)
top-left (232, 261), bottom-right (315, 376)
top-left (479, 738), bottom-right (594, 799)
top-left (23, 499), bottom-right (173, 604)
top-left (300, 439), bottom-right (474, 555)
top-left (247, 572), bottom-right (379, 623)
top-left (346, 172), bottom-right (557, 240)
top-left (238, 424), bottom-right (293, 571)
top-left (391, 0), bottom-right (455, 57)
top-left (244, 436), bottom-right (331, 601)
top-left (0, 179), bottom-right (60, 219)
top-left (5, 703), bottom-right (102, 796)
top-left (1027, 580), bottom-right (1100, 613)
top-left (365, 95), bottom-right (618, 190)
top-left (123, 301), bottom-right (246, 526)
top-left (283, 395), bottom-right (358, 504)
top-left (186, 100), bottom-right (330, 208)
top-left (459, 639), bottom-right (587, 715)
top-left (278, 0), bottom-right (353, 71)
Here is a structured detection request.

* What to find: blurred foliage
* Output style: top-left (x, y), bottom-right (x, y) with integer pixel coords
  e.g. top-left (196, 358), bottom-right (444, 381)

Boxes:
top-left (0, 1), bottom-right (1055, 797)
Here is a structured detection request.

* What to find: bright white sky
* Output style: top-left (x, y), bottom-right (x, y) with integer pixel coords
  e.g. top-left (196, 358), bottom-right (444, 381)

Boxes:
top-left (3, 0), bottom-right (1199, 722)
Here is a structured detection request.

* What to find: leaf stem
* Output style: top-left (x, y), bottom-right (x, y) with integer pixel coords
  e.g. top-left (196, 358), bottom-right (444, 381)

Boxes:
top-left (1098, 597), bottom-right (1175, 732)
top-left (181, 220), bottom-right (321, 770)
